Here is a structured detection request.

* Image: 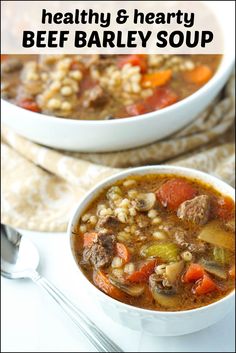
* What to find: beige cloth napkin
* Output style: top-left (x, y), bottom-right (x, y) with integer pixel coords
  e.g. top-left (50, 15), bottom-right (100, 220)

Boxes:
top-left (1, 75), bottom-right (235, 232)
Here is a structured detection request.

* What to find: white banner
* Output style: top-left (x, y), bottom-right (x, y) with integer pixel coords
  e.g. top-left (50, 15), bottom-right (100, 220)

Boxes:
top-left (1, 1), bottom-right (235, 54)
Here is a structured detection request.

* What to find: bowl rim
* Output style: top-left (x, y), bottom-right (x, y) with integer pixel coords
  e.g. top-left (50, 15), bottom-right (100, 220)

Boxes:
top-left (1, 52), bottom-right (234, 126)
top-left (68, 165), bottom-right (235, 316)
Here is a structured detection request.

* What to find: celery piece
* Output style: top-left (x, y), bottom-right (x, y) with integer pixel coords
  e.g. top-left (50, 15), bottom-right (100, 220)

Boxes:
top-left (213, 247), bottom-right (231, 265)
top-left (141, 243), bottom-right (179, 262)
top-left (200, 259), bottom-right (227, 279)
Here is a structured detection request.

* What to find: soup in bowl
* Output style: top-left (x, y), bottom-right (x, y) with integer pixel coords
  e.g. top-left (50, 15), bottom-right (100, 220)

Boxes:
top-left (1, 54), bottom-right (221, 120)
top-left (69, 166), bottom-right (235, 335)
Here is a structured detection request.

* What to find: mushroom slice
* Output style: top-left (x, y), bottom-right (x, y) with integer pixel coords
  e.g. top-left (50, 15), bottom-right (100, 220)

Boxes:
top-left (165, 261), bottom-right (184, 284)
top-left (149, 274), bottom-right (179, 308)
top-left (109, 276), bottom-right (145, 297)
top-left (151, 285), bottom-right (179, 308)
top-left (199, 259), bottom-right (227, 280)
top-left (135, 193), bottom-right (156, 212)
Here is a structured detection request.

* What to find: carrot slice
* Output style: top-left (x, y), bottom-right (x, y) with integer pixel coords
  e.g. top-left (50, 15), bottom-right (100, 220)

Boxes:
top-left (142, 70), bottom-right (172, 88)
top-left (193, 274), bottom-right (218, 295)
top-left (116, 243), bottom-right (131, 264)
top-left (18, 99), bottom-right (41, 113)
top-left (93, 270), bottom-right (125, 300)
top-left (83, 232), bottom-right (98, 248)
top-left (157, 178), bottom-right (197, 211)
top-left (184, 65), bottom-right (213, 85)
top-left (182, 263), bottom-right (205, 283)
top-left (127, 260), bottom-right (157, 283)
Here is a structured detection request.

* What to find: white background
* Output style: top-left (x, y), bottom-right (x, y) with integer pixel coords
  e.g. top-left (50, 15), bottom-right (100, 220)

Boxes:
top-left (1, 230), bottom-right (235, 352)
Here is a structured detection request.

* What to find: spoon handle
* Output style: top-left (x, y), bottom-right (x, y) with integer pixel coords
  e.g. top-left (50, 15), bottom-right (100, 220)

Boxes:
top-left (30, 271), bottom-right (123, 353)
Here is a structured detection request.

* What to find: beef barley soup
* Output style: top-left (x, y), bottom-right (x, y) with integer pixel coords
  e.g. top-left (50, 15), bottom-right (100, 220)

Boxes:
top-left (1, 54), bottom-right (221, 120)
top-left (72, 175), bottom-right (235, 312)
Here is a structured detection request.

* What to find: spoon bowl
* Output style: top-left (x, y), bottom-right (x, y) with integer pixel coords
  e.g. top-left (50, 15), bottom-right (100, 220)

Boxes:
top-left (1, 223), bottom-right (122, 352)
top-left (1, 224), bottom-right (39, 279)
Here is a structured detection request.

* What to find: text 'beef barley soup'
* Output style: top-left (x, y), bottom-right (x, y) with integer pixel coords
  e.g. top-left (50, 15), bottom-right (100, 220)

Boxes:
top-left (72, 175), bottom-right (235, 312)
top-left (1, 54), bottom-right (221, 120)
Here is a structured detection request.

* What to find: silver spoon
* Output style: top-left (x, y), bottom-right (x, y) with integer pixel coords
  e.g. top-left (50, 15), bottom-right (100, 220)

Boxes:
top-left (1, 223), bottom-right (123, 352)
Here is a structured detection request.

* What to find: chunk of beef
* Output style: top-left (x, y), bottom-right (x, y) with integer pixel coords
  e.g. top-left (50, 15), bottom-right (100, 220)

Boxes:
top-left (161, 223), bottom-right (206, 253)
top-left (94, 55), bottom-right (116, 70)
top-left (172, 228), bottom-right (190, 248)
top-left (149, 273), bottom-right (161, 289)
top-left (177, 195), bottom-right (211, 225)
top-left (1, 58), bottom-right (23, 74)
top-left (96, 216), bottom-right (120, 231)
top-left (83, 231), bottom-right (116, 268)
top-left (149, 273), bottom-right (175, 292)
top-left (83, 85), bottom-right (109, 108)
top-left (186, 242), bottom-right (206, 253)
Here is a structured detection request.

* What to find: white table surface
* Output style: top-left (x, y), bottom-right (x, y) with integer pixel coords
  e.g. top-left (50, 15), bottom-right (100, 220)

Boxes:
top-left (1, 230), bottom-right (235, 352)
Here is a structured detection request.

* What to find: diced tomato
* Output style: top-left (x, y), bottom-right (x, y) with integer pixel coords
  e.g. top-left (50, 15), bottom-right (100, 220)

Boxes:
top-left (126, 260), bottom-right (157, 283)
top-left (213, 197), bottom-right (235, 221)
top-left (124, 86), bottom-right (178, 117)
top-left (125, 102), bottom-right (148, 116)
top-left (93, 270), bottom-right (125, 301)
top-left (78, 75), bottom-right (97, 96)
top-left (117, 54), bottom-right (147, 73)
top-left (182, 263), bottom-right (205, 283)
top-left (116, 243), bottom-right (131, 264)
top-left (193, 274), bottom-right (218, 295)
top-left (157, 178), bottom-right (198, 211)
top-left (145, 87), bottom-right (178, 110)
top-left (83, 232), bottom-right (98, 248)
top-left (18, 99), bottom-right (41, 113)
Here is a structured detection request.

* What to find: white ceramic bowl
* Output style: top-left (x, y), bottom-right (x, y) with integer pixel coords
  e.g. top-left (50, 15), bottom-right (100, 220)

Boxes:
top-left (68, 166), bottom-right (235, 336)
